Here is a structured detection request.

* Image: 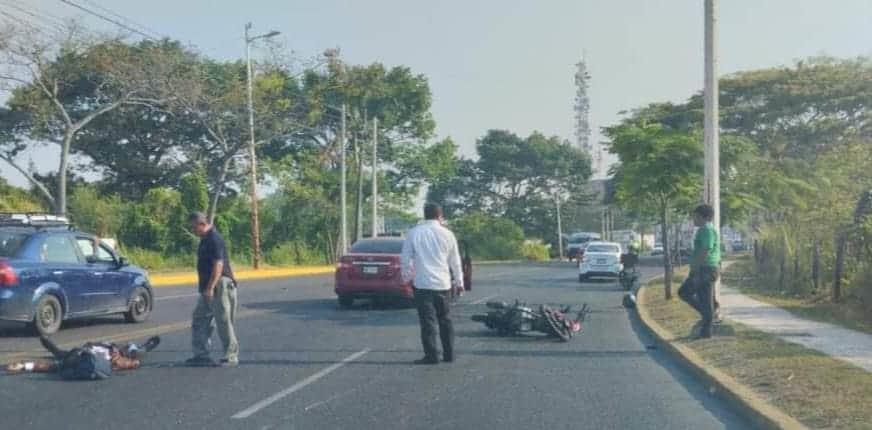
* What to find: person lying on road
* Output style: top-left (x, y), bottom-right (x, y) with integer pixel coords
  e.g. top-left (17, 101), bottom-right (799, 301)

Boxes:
top-left (5, 335), bottom-right (160, 375)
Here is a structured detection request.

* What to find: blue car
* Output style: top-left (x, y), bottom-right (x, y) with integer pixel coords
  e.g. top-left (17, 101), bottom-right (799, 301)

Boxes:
top-left (0, 214), bottom-right (153, 335)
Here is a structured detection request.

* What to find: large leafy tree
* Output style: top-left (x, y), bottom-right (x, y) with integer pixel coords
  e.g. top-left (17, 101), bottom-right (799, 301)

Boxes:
top-left (428, 129), bottom-right (592, 243)
top-left (0, 25), bottom-right (185, 214)
top-left (605, 118), bottom-right (702, 299)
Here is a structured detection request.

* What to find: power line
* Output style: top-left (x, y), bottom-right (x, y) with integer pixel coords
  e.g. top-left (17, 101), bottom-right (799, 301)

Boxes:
top-left (79, 0), bottom-right (165, 39)
top-left (0, 1), bottom-right (67, 31)
top-left (57, 0), bottom-right (157, 40)
top-left (0, 10), bottom-right (62, 37)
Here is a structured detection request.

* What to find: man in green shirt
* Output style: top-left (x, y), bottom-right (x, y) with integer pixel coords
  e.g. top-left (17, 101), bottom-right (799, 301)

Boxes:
top-left (678, 204), bottom-right (721, 338)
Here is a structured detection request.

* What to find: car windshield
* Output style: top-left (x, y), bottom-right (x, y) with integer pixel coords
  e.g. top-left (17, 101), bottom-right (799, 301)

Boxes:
top-left (0, 231), bottom-right (28, 257)
top-left (586, 244), bottom-right (620, 253)
top-left (568, 236), bottom-right (595, 244)
top-left (350, 240), bottom-right (403, 254)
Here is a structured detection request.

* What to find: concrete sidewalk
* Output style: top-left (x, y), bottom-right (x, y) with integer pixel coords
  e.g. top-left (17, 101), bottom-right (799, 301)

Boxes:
top-left (720, 284), bottom-right (872, 373)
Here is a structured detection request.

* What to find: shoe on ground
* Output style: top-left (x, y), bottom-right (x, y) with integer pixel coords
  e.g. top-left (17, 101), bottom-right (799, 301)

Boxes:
top-left (413, 357), bottom-right (439, 365)
top-left (184, 356), bottom-right (216, 367)
top-left (143, 336), bottom-right (160, 352)
top-left (442, 356), bottom-right (454, 363)
top-left (219, 359), bottom-right (239, 368)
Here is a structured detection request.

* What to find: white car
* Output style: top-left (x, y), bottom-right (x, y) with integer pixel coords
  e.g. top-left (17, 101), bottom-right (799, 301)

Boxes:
top-left (578, 241), bottom-right (623, 282)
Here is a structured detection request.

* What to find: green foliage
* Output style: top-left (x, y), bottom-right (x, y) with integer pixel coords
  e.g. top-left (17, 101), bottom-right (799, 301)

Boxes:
top-left (265, 241), bottom-right (324, 266)
top-left (450, 213), bottom-right (525, 260)
top-left (0, 178), bottom-right (44, 212)
top-left (67, 185), bottom-right (124, 237)
top-left (429, 130), bottom-right (591, 245)
top-left (521, 240), bottom-right (550, 262)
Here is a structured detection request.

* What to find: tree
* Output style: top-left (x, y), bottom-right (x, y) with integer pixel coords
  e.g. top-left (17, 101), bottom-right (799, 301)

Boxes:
top-left (605, 119), bottom-right (702, 299)
top-left (0, 25), bottom-right (183, 214)
top-left (430, 130), bottom-right (592, 242)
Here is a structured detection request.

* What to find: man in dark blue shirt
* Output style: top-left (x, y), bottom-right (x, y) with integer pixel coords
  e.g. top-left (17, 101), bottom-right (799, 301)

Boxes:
top-left (186, 212), bottom-right (239, 367)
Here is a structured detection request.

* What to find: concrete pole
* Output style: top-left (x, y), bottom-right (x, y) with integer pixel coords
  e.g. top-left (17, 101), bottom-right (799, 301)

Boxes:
top-left (556, 196), bottom-right (564, 260)
top-left (340, 103), bottom-right (348, 254)
top-left (704, 0), bottom-right (721, 305)
top-left (245, 22), bottom-right (262, 269)
top-left (371, 117), bottom-right (378, 238)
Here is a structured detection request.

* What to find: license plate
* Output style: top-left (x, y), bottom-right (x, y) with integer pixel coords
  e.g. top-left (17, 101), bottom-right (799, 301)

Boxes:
top-left (363, 266), bottom-right (378, 274)
top-left (597, 259), bottom-right (607, 264)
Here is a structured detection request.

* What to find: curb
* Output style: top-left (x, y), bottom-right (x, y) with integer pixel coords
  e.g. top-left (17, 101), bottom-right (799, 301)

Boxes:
top-left (636, 280), bottom-right (808, 430)
top-left (148, 260), bottom-right (529, 287)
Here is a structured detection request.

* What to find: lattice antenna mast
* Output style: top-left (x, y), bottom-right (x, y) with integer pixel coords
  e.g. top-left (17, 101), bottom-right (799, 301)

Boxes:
top-left (574, 57), bottom-right (591, 153)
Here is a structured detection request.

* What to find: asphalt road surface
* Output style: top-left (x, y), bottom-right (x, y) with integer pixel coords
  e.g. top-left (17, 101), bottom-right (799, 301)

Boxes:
top-left (0, 261), bottom-right (753, 430)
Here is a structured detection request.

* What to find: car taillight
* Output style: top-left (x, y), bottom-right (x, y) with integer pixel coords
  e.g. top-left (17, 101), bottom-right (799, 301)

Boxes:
top-left (336, 257), bottom-right (353, 270)
top-left (0, 260), bottom-right (18, 287)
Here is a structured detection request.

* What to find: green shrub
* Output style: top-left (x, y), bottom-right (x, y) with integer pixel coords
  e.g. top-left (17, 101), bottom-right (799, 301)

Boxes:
top-left (450, 212), bottom-right (525, 260)
top-left (265, 241), bottom-right (325, 266)
top-left (521, 240), bottom-right (550, 261)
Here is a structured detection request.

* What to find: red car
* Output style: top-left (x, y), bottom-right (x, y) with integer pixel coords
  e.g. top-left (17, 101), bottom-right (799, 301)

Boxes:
top-left (334, 237), bottom-right (472, 308)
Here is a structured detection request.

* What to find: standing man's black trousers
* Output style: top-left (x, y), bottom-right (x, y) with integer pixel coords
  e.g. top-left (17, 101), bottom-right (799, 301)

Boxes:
top-left (678, 266), bottom-right (719, 336)
top-left (414, 288), bottom-right (454, 361)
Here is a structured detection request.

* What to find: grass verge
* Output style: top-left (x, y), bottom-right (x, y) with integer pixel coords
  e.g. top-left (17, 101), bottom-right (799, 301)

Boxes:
top-left (724, 260), bottom-right (872, 336)
top-left (642, 276), bottom-right (872, 430)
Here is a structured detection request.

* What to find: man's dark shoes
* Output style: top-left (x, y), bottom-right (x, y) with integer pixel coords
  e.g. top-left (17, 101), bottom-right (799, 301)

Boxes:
top-left (413, 357), bottom-right (439, 365)
top-left (442, 355), bottom-right (454, 363)
top-left (185, 356), bottom-right (216, 367)
top-left (143, 336), bottom-right (160, 352)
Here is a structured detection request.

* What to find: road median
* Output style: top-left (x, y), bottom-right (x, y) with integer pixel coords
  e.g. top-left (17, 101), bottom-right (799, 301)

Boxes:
top-left (637, 274), bottom-right (872, 430)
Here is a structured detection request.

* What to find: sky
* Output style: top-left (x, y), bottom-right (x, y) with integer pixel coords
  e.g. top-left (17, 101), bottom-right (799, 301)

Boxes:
top-left (2, 0), bottom-right (872, 187)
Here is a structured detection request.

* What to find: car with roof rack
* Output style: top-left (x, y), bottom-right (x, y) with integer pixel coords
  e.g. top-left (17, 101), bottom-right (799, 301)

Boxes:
top-left (0, 213), bottom-right (153, 335)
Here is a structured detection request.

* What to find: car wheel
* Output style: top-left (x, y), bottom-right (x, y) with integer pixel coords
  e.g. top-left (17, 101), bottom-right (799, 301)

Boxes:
top-left (338, 295), bottom-right (354, 309)
top-left (32, 295), bottom-right (62, 336)
top-left (124, 287), bottom-right (152, 323)
top-left (578, 274), bottom-right (587, 283)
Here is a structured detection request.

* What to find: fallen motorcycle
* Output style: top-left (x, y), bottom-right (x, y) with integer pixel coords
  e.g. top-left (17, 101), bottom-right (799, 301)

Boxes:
top-left (471, 301), bottom-right (591, 342)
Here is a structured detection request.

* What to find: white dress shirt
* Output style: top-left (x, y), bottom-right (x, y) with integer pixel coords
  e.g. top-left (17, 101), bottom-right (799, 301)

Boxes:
top-left (401, 220), bottom-right (464, 291)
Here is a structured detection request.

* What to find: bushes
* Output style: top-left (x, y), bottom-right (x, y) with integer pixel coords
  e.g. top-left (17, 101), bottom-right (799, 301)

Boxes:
top-left (521, 240), bottom-right (550, 261)
top-left (265, 241), bottom-right (324, 266)
top-left (450, 212), bottom-right (526, 260)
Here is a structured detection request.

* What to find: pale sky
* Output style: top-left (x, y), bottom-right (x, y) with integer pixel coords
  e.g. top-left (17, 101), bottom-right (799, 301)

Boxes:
top-left (3, 0), bottom-right (872, 187)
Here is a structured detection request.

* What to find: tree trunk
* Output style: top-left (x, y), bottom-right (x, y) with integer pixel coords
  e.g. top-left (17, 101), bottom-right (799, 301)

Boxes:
top-left (56, 131), bottom-right (74, 215)
top-left (778, 244), bottom-right (786, 290)
top-left (355, 138), bottom-right (364, 241)
top-left (834, 234), bottom-right (846, 302)
top-left (660, 205), bottom-right (673, 300)
top-left (208, 156), bottom-right (233, 224)
top-left (812, 239), bottom-right (821, 292)
top-left (754, 239), bottom-right (759, 265)
top-left (793, 245), bottom-right (800, 289)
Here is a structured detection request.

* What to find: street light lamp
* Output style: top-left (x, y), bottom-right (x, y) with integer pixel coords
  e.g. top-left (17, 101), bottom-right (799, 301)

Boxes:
top-left (245, 22), bottom-right (280, 269)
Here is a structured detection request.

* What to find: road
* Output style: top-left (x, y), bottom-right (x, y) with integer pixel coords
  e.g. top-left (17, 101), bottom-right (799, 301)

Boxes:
top-left (0, 262), bottom-right (752, 429)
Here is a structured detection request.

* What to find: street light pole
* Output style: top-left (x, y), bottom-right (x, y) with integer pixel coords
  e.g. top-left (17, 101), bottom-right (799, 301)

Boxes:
top-left (340, 103), bottom-right (348, 254)
top-left (244, 22), bottom-right (280, 269)
top-left (556, 196), bottom-right (563, 260)
top-left (704, 0), bottom-right (721, 303)
top-left (371, 117), bottom-right (378, 238)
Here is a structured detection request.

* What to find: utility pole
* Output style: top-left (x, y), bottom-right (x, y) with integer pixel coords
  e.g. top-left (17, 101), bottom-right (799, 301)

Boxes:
top-left (340, 103), bottom-right (348, 254)
top-left (556, 196), bottom-right (564, 260)
top-left (704, 0), bottom-right (721, 304)
top-left (244, 23), bottom-right (280, 269)
top-left (371, 117), bottom-right (378, 238)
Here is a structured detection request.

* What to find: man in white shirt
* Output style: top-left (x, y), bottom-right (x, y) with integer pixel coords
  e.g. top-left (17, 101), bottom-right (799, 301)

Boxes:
top-left (401, 203), bottom-right (464, 365)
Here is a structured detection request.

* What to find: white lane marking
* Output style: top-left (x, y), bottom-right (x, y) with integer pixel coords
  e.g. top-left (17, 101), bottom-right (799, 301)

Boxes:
top-left (231, 349), bottom-right (371, 419)
top-left (469, 294), bottom-right (497, 305)
top-left (154, 293), bottom-right (200, 301)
